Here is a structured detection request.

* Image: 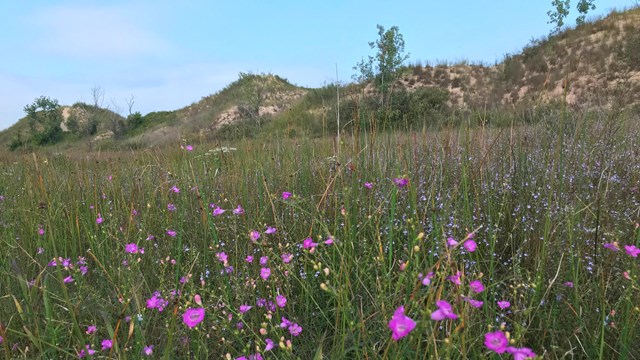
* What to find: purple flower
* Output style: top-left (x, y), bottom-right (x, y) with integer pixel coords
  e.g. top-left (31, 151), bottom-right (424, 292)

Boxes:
top-left (388, 306), bottom-right (416, 341)
top-left (249, 230), bottom-right (261, 242)
top-left (185, 145), bottom-right (193, 151)
top-left (146, 292), bottom-right (168, 311)
top-left (166, 229), bottom-right (177, 237)
top-left (446, 237), bottom-right (458, 247)
top-left (212, 207), bottom-right (225, 216)
top-left (143, 345), bottom-right (154, 356)
top-left (484, 330), bottom-right (508, 353)
top-left (625, 245), bottom-right (640, 257)
top-left (233, 205), bottom-right (245, 215)
top-left (245, 255), bottom-right (254, 263)
top-left (603, 242), bottom-right (620, 252)
top-left (101, 339), bottom-right (112, 351)
top-left (497, 300), bottom-right (511, 310)
top-left (264, 226), bottom-right (276, 234)
top-left (563, 281), bottom-right (574, 288)
top-left (281, 253), bottom-right (293, 263)
top-left (364, 182), bottom-right (373, 189)
top-left (170, 185), bottom-right (180, 193)
top-left (289, 323), bottom-right (303, 336)
top-left (125, 243), bottom-right (138, 254)
top-left (216, 252), bottom-right (228, 264)
top-left (506, 346), bottom-right (537, 360)
top-left (63, 276), bottom-right (74, 284)
top-left (302, 237), bottom-right (318, 249)
top-left (420, 271), bottom-right (435, 286)
top-left (282, 191), bottom-right (292, 200)
top-left (86, 325), bottom-right (97, 335)
top-left (260, 267), bottom-right (271, 280)
top-left (264, 338), bottom-right (274, 351)
top-left (182, 308), bottom-right (205, 328)
top-left (239, 304), bottom-right (252, 314)
top-left (469, 280), bottom-right (484, 293)
top-left (276, 295), bottom-right (287, 308)
top-left (393, 177), bottom-right (409, 188)
top-left (430, 300), bottom-right (458, 321)
top-left (467, 299), bottom-right (484, 308)
top-left (259, 256), bottom-right (269, 266)
top-left (38, 227), bottom-right (45, 236)
top-left (447, 271), bottom-right (462, 285)
top-left (463, 239), bottom-right (477, 252)
top-left (280, 317), bottom-right (292, 328)
top-left (324, 237), bottom-right (334, 245)
top-left (96, 214), bottom-right (104, 224)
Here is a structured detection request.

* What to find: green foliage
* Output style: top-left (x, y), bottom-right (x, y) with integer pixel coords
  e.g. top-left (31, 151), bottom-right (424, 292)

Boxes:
top-left (23, 96), bottom-right (64, 146)
top-left (548, 0), bottom-right (571, 34)
top-left (576, 0), bottom-right (596, 25)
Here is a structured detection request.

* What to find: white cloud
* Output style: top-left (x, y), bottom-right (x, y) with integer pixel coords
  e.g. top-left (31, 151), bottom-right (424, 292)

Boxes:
top-left (26, 4), bottom-right (169, 59)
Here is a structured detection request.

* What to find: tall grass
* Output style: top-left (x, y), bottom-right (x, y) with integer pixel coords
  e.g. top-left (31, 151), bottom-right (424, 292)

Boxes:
top-left (0, 109), bottom-right (639, 359)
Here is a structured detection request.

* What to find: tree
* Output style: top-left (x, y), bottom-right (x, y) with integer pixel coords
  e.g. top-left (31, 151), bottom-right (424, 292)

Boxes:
top-left (354, 25), bottom-right (410, 108)
top-left (23, 96), bottom-right (63, 145)
top-left (91, 86), bottom-right (104, 108)
top-left (548, 0), bottom-right (596, 33)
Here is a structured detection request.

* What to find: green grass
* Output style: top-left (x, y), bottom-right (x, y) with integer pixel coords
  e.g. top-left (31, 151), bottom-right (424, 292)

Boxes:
top-left (0, 107), bottom-right (639, 359)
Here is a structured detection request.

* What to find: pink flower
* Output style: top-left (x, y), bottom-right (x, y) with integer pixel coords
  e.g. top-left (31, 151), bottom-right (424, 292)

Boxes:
top-left (249, 230), bottom-right (261, 242)
top-left (125, 243), bottom-right (138, 254)
top-left (86, 325), bottom-right (97, 335)
top-left (289, 323), bottom-right (302, 336)
top-left (446, 237), bottom-right (458, 247)
top-left (182, 307), bottom-right (205, 328)
top-left (143, 345), bottom-right (154, 356)
top-left (166, 229), bottom-right (177, 237)
top-left (239, 304), bottom-right (252, 314)
top-left (245, 255), bottom-right (254, 263)
top-left (185, 145), bottom-right (193, 151)
top-left (170, 185), bottom-right (180, 193)
top-left (421, 271), bottom-right (435, 286)
top-left (260, 267), bottom-right (271, 280)
top-left (364, 182), bottom-right (373, 189)
top-left (281, 253), bottom-right (293, 263)
top-left (264, 226), bottom-right (276, 234)
top-left (38, 227), bottom-right (45, 236)
top-left (264, 338), bottom-right (274, 351)
top-left (259, 256), bottom-right (268, 265)
top-left (497, 300), bottom-right (511, 310)
top-left (302, 237), bottom-right (318, 249)
top-left (430, 300), bottom-right (458, 321)
top-left (101, 339), bottom-right (112, 350)
top-left (506, 346), bottom-right (537, 360)
top-left (276, 295), bottom-right (287, 308)
top-left (212, 207), bottom-right (225, 216)
top-left (96, 214), bottom-right (103, 224)
top-left (563, 281), bottom-right (574, 288)
top-left (467, 299), bottom-right (484, 308)
top-left (282, 191), bottom-right (292, 200)
top-left (469, 280), bottom-right (484, 293)
top-left (233, 205), bottom-right (245, 215)
top-left (216, 252), bottom-right (228, 264)
top-left (463, 239), bottom-right (477, 252)
top-left (393, 177), bottom-right (409, 188)
top-left (324, 237), bottom-right (334, 245)
top-left (625, 245), bottom-right (640, 257)
top-left (447, 271), bottom-right (462, 285)
top-left (63, 276), bottom-right (74, 284)
top-left (484, 330), bottom-right (508, 353)
top-left (388, 306), bottom-right (416, 341)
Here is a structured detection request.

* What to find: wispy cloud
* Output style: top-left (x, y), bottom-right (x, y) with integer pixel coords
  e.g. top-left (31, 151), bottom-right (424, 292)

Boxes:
top-left (26, 4), bottom-right (169, 59)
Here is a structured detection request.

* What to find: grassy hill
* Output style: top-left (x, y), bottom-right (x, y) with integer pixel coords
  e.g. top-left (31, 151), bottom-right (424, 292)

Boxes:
top-left (1, 6), bottom-right (639, 150)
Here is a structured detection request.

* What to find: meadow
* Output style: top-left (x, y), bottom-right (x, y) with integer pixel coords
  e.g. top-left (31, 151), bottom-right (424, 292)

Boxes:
top-left (0, 110), bottom-right (639, 359)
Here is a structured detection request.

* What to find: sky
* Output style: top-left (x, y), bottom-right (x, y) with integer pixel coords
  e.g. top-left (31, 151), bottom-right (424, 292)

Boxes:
top-left (0, 0), bottom-right (633, 131)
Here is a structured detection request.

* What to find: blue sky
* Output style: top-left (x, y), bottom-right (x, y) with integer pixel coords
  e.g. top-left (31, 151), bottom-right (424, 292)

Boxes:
top-left (0, 0), bottom-right (632, 130)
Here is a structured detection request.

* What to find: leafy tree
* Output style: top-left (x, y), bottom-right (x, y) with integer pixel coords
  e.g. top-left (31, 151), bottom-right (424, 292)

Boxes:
top-left (354, 25), bottom-right (410, 107)
top-left (548, 0), bottom-right (596, 33)
top-left (576, 0), bottom-right (596, 25)
top-left (23, 96), bottom-right (63, 145)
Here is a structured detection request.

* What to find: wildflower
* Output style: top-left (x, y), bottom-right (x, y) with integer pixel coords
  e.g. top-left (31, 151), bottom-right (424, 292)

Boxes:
top-left (86, 325), bottom-right (97, 335)
top-left (78, 345), bottom-right (95, 358)
top-left (233, 205), bottom-right (245, 215)
top-left (185, 145), bottom-right (193, 151)
top-left (125, 243), bottom-right (138, 254)
top-left (563, 281), bottom-right (574, 288)
top-left (364, 182), bottom-right (373, 189)
top-left (469, 280), bottom-right (485, 293)
top-left (212, 206), bottom-right (225, 216)
top-left (167, 203), bottom-right (176, 211)
top-left (603, 242), bottom-right (620, 252)
top-left (282, 191), bottom-right (292, 200)
top-left (38, 227), bottom-right (45, 236)
top-left (497, 301), bottom-right (511, 310)
top-left (259, 256), bottom-right (268, 266)
top-left (245, 255), bottom-right (254, 263)
top-left (467, 299), bottom-right (484, 308)
top-left (422, 271), bottom-right (435, 286)
top-left (506, 346), bottom-right (536, 360)
top-left (239, 304), bottom-right (252, 314)
top-left (37, 247), bottom-right (45, 254)
top-left (166, 229), bottom-right (177, 237)
top-left (146, 292), bottom-right (168, 311)
top-left (250, 230), bottom-right (261, 242)
top-left (264, 338), bottom-right (274, 351)
top-left (265, 226), bottom-right (276, 234)
top-left (143, 345), bottom-right (154, 356)
top-left (447, 271), bottom-right (462, 285)
top-left (393, 177), bottom-right (409, 188)
top-left (302, 237), bottom-right (318, 249)
top-left (446, 237), bottom-right (458, 247)
top-left (430, 300), bottom-right (458, 321)
top-left (289, 323), bottom-right (303, 336)
top-left (216, 252), bottom-right (228, 264)
top-left (484, 330), bottom-right (508, 353)
top-left (63, 276), bottom-right (74, 284)
top-left (276, 295), bottom-right (287, 308)
top-left (281, 253), bottom-right (293, 263)
top-left (463, 239), bottom-right (477, 252)
top-left (96, 214), bottom-right (103, 224)
top-left (260, 268), bottom-right (271, 280)
top-left (388, 306), bottom-right (416, 341)
top-left (625, 245), bottom-right (640, 257)
top-left (101, 339), bottom-right (112, 351)
top-left (324, 237), bottom-right (334, 245)
top-left (183, 308), bottom-right (205, 328)
top-left (170, 185), bottom-right (180, 193)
